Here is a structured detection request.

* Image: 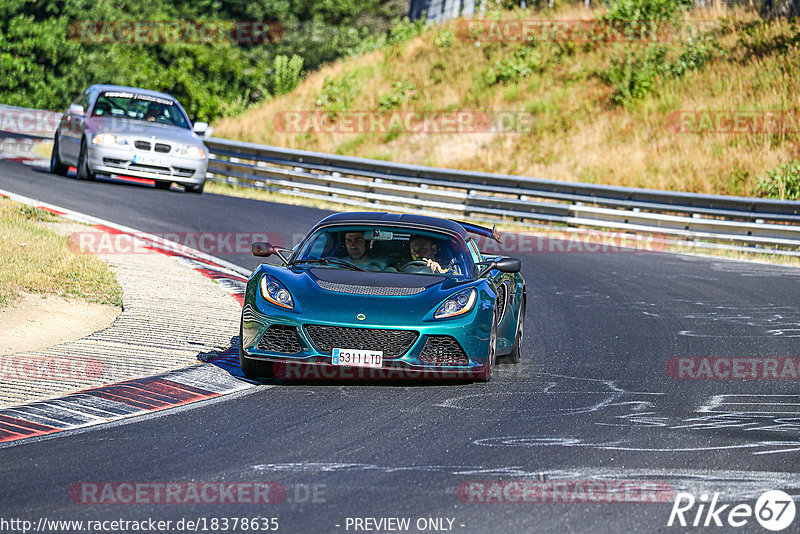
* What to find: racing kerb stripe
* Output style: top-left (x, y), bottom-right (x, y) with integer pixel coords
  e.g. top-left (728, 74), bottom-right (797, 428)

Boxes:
top-left (0, 188), bottom-right (258, 446)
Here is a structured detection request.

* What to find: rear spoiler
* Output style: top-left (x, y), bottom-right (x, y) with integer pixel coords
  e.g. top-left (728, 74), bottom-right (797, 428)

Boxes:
top-left (453, 220), bottom-right (500, 243)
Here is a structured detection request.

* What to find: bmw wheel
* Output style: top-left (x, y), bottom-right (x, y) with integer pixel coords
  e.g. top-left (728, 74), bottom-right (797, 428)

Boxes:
top-left (49, 133), bottom-right (68, 176)
top-left (185, 180), bottom-right (205, 194)
top-left (76, 139), bottom-right (96, 181)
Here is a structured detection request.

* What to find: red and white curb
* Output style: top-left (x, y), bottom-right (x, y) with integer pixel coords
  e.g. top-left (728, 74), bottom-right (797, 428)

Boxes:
top-left (0, 365), bottom-right (252, 444)
top-left (0, 188), bottom-right (260, 445)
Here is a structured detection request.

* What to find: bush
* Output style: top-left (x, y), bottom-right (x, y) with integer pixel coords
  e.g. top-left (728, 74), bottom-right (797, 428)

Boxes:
top-left (665, 36), bottom-right (718, 77)
top-left (485, 45), bottom-right (542, 86)
top-left (603, 0), bottom-right (690, 23)
top-left (388, 17), bottom-right (427, 47)
top-left (272, 55), bottom-right (304, 96)
top-left (604, 44), bottom-right (666, 106)
top-left (378, 80), bottom-right (416, 110)
top-left (756, 160), bottom-right (800, 200)
top-left (315, 73), bottom-right (362, 113)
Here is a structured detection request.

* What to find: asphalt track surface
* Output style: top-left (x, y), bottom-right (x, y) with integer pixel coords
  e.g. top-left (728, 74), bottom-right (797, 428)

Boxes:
top-left (1, 160), bottom-right (800, 533)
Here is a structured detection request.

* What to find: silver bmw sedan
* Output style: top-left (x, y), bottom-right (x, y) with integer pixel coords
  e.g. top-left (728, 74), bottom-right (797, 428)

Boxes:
top-left (50, 84), bottom-right (210, 193)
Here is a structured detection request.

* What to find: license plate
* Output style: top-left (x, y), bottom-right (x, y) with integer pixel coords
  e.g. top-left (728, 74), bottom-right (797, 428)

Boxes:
top-left (132, 153), bottom-right (170, 167)
top-left (332, 348), bottom-right (383, 368)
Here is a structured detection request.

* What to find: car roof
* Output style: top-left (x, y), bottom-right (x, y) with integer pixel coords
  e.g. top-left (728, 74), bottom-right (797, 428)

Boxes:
top-left (88, 84), bottom-right (178, 102)
top-left (313, 212), bottom-right (469, 240)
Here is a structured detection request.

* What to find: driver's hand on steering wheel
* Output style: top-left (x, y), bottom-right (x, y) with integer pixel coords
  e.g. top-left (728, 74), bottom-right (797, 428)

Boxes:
top-left (424, 258), bottom-right (447, 273)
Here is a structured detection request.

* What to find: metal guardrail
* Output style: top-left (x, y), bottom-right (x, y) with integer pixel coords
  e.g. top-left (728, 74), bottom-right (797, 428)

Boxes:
top-left (203, 137), bottom-right (800, 253)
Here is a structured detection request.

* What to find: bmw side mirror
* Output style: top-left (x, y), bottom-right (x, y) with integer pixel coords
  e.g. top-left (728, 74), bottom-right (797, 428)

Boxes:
top-left (68, 104), bottom-right (84, 117)
top-left (193, 122), bottom-right (211, 136)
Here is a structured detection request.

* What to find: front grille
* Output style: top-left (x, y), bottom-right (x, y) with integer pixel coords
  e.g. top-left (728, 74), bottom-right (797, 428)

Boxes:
top-left (316, 280), bottom-right (425, 296)
top-left (134, 141), bottom-right (151, 150)
top-left (154, 143), bottom-right (171, 153)
top-left (419, 335), bottom-right (469, 365)
top-left (304, 324), bottom-right (418, 358)
top-left (128, 163), bottom-right (171, 175)
top-left (257, 324), bottom-right (302, 354)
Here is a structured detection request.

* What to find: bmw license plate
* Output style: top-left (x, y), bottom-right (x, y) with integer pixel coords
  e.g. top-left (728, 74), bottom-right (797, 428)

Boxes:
top-left (132, 154), bottom-right (170, 167)
top-left (332, 348), bottom-right (383, 368)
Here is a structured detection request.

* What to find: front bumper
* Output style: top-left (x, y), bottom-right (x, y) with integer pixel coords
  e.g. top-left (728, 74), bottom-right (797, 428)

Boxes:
top-left (87, 145), bottom-right (207, 185)
top-left (241, 309), bottom-right (491, 379)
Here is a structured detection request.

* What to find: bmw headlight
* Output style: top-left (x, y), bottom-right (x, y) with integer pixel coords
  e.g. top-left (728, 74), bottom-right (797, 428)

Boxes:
top-left (92, 133), bottom-right (128, 146)
top-left (434, 288), bottom-right (477, 319)
top-left (175, 144), bottom-right (205, 159)
top-left (260, 275), bottom-right (294, 309)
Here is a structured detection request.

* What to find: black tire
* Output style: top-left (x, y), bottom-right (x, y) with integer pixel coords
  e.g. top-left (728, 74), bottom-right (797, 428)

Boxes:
top-left (50, 133), bottom-right (68, 176)
top-left (238, 323), bottom-right (273, 379)
top-left (478, 308), bottom-right (498, 382)
top-left (154, 180), bottom-right (172, 190)
top-left (185, 180), bottom-right (205, 194)
top-left (76, 139), bottom-right (96, 181)
top-left (509, 295), bottom-right (526, 364)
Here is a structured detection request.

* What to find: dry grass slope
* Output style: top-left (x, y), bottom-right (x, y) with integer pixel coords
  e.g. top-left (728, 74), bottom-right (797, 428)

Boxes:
top-left (214, 4), bottom-right (800, 197)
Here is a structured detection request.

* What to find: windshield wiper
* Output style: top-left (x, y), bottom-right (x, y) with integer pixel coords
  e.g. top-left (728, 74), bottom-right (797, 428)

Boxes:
top-left (289, 258), bottom-right (365, 271)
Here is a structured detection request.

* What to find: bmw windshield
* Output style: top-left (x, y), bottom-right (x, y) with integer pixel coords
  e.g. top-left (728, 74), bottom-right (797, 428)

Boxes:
top-left (92, 91), bottom-right (190, 129)
top-left (292, 225), bottom-right (472, 279)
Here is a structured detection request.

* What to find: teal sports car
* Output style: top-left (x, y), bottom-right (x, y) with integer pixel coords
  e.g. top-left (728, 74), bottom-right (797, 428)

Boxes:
top-left (239, 212), bottom-right (525, 381)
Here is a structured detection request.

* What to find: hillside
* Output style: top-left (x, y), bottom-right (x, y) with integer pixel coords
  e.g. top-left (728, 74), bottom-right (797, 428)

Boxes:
top-left (214, 3), bottom-right (800, 198)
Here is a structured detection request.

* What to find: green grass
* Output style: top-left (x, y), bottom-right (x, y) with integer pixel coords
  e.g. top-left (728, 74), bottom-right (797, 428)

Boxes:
top-left (0, 198), bottom-right (123, 308)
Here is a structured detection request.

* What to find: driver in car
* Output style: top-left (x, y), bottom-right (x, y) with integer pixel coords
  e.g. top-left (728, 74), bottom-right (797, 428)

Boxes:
top-left (408, 235), bottom-right (456, 274)
top-left (342, 231), bottom-right (386, 271)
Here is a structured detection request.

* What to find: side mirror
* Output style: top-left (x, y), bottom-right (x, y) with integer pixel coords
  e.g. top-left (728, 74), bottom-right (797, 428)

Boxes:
top-left (68, 104), bottom-right (84, 116)
top-left (193, 122), bottom-right (211, 136)
top-left (496, 257), bottom-right (521, 273)
top-left (477, 257), bottom-right (521, 277)
top-left (252, 241), bottom-right (278, 257)
top-left (252, 241), bottom-right (290, 264)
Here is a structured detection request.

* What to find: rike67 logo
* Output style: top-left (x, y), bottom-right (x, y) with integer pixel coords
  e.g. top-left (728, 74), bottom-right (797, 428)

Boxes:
top-left (668, 491), bottom-right (796, 531)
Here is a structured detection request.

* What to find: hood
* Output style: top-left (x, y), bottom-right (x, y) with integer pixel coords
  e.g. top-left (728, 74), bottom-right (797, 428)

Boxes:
top-left (310, 268), bottom-right (446, 292)
top-left (85, 117), bottom-right (202, 145)
top-left (256, 264), bottom-right (483, 326)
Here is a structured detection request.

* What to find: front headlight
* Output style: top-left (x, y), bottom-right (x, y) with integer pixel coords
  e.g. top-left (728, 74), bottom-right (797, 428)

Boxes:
top-left (93, 133), bottom-right (128, 146)
top-left (260, 275), bottom-right (294, 309)
top-left (434, 288), bottom-right (477, 319)
top-left (175, 144), bottom-right (205, 159)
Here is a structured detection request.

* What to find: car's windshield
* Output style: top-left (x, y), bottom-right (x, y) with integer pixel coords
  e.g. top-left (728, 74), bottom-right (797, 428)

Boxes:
top-left (294, 225), bottom-right (472, 278)
top-left (92, 91), bottom-right (190, 129)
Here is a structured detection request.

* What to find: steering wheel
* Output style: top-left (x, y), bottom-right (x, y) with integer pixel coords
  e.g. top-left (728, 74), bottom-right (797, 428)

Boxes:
top-left (401, 260), bottom-right (429, 272)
